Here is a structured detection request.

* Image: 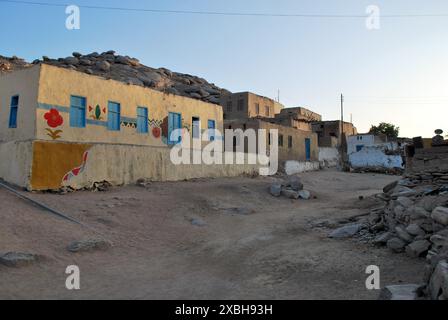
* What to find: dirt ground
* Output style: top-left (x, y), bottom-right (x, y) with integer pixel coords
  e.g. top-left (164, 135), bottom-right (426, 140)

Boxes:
top-left (0, 169), bottom-right (425, 300)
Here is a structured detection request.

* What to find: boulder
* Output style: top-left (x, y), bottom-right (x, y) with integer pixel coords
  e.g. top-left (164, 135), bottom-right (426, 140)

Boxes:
top-left (298, 190), bottom-right (311, 200)
top-left (405, 240), bottom-right (431, 258)
top-left (269, 184), bottom-right (282, 197)
top-left (378, 284), bottom-right (420, 300)
top-left (64, 57), bottom-right (79, 65)
top-left (0, 252), bottom-right (39, 267)
top-left (281, 188), bottom-right (300, 199)
top-left (328, 224), bottom-right (363, 239)
top-left (72, 52), bottom-right (82, 58)
top-left (397, 196), bottom-right (414, 208)
top-left (373, 232), bottom-right (393, 245)
top-left (67, 239), bottom-right (112, 253)
top-left (432, 207), bottom-right (448, 226)
top-left (395, 226), bottom-right (414, 243)
top-left (428, 260), bottom-right (448, 300)
top-left (383, 180), bottom-right (398, 194)
top-left (286, 176), bottom-right (303, 191)
top-left (387, 237), bottom-right (406, 253)
top-left (406, 224), bottom-right (426, 237)
top-left (95, 60), bottom-right (111, 72)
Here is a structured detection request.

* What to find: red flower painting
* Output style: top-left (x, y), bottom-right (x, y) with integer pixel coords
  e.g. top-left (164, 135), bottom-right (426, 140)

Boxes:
top-left (44, 109), bottom-right (64, 128)
top-left (152, 127), bottom-right (161, 138)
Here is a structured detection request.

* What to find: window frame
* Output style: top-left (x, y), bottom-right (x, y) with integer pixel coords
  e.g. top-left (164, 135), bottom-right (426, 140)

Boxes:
top-left (208, 119), bottom-right (216, 141)
top-left (107, 101), bottom-right (121, 131)
top-left (69, 95), bottom-right (87, 128)
top-left (136, 106), bottom-right (149, 134)
top-left (8, 95), bottom-right (19, 128)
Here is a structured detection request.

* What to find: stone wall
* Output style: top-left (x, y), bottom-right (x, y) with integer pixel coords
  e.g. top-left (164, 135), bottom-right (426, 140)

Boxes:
top-left (408, 146), bottom-right (448, 173)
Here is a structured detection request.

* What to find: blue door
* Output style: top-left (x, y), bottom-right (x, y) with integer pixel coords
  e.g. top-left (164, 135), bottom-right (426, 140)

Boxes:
top-left (168, 112), bottom-right (182, 144)
top-left (305, 138), bottom-right (311, 161)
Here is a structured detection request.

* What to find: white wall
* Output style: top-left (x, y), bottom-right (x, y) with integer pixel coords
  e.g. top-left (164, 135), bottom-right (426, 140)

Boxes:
top-left (319, 147), bottom-right (339, 168)
top-left (285, 160), bottom-right (320, 175)
top-left (349, 146), bottom-right (403, 169)
top-left (347, 134), bottom-right (375, 154)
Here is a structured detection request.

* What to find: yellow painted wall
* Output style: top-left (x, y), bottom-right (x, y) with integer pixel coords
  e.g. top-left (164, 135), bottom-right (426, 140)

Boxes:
top-left (36, 64), bottom-right (223, 147)
top-left (0, 66), bottom-right (39, 142)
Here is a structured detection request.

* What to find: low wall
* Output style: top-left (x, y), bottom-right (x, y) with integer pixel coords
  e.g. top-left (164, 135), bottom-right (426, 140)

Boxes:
top-left (284, 160), bottom-right (320, 175)
top-left (408, 146), bottom-right (448, 173)
top-left (319, 147), bottom-right (339, 168)
top-left (30, 141), bottom-right (261, 190)
top-left (0, 140), bottom-right (33, 188)
top-left (349, 146), bottom-right (403, 169)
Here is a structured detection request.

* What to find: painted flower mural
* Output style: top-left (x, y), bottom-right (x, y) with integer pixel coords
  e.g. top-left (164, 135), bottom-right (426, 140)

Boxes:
top-left (89, 104), bottom-right (106, 120)
top-left (44, 108), bottom-right (64, 140)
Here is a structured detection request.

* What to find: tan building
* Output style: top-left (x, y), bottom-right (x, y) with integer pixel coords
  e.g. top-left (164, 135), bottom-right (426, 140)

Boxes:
top-left (220, 92), bottom-right (284, 120)
top-left (0, 64), bottom-right (259, 190)
top-left (225, 118), bottom-right (318, 164)
top-left (311, 120), bottom-right (358, 147)
top-left (268, 107), bottom-right (322, 132)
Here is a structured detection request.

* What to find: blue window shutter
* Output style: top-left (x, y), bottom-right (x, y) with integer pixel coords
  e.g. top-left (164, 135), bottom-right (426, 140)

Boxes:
top-left (168, 112), bottom-right (182, 144)
top-left (208, 120), bottom-right (216, 141)
top-left (9, 96), bottom-right (19, 128)
top-left (137, 107), bottom-right (148, 133)
top-left (70, 96), bottom-right (86, 128)
top-left (108, 102), bottom-right (121, 131)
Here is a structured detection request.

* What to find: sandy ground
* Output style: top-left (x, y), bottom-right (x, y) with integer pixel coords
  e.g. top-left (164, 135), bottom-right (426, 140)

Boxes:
top-left (0, 169), bottom-right (425, 300)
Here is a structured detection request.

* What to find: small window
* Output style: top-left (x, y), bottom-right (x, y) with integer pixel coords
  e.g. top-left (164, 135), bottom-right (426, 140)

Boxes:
top-left (168, 112), bottom-right (182, 144)
top-left (137, 107), bottom-right (148, 133)
top-left (208, 119), bottom-right (216, 141)
top-left (288, 136), bottom-right (293, 148)
top-left (237, 99), bottom-right (244, 111)
top-left (8, 95), bottom-right (19, 128)
top-left (70, 96), bottom-right (86, 128)
top-left (227, 101), bottom-right (233, 112)
top-left (265, 106), bottom-right (270, 117)
top-left (192, 117), bottom-right (200, 139)
top-left (279, 134), bottom-right (284, 147)
top-left (108, 101), bottom-right (121, 131)
top-left (255, 103), bottom-right (260, 115)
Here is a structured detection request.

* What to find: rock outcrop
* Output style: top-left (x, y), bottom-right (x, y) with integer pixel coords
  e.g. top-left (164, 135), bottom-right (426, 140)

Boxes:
top-left (0, 51), bottom-right (231, 105)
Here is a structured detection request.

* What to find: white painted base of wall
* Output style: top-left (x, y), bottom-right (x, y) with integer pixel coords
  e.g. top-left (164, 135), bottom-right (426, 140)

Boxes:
top-left (349, 146), bottom-right (403, 169)
top-left (0, 140), bottom-right (33, 188)
top-left (319, 147), bottom-right (340, 168)
top-left (284, 160), bottom-right (320, 175)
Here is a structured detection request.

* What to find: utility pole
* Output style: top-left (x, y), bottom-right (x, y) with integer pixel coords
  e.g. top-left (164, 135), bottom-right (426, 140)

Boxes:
top-left (340, 93), bottom-right (349, 171)
top-left (340, 94), bottom-right (344, 140)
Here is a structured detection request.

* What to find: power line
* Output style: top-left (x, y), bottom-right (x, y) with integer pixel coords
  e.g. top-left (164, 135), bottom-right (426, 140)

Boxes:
top-left (1, 0), bottom-right (448, 18)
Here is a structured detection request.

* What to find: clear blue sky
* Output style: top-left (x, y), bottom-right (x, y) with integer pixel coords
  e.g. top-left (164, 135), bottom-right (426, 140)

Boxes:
top-left (1, 0), bottom-right (447, 138)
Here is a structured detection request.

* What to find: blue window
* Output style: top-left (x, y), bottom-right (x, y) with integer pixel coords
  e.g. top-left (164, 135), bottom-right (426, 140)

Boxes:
top-left (70, 95), bottom-right (86, 128)
top-left (8, 95), bottom-right (19, 128)
top-left (108, 101), bottom-right (121, 131)
top-left (208, 119), bottom-right (216, 141)
top-left (168, 112), bottom-right (182, 144)
top-left (192, 117), bottom-right (200, 139)
top-left (137, 107), bottom-right (148, 134)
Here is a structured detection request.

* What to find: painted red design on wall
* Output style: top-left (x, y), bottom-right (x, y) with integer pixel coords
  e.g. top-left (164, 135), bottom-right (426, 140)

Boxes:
top-left (44, 109), bottom-right (64, 128)
top-left (152, 127), bottom-right (161, 138)
top-left (62, 151), bottom-right (89, 182)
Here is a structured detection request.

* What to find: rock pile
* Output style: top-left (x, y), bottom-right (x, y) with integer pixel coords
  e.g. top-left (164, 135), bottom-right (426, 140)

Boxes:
top-left (1, 51), bottom-right (230, 105)
top-left (359, 170), bottom-right (448, 299)
top-left (269, 176), bottom-right (312, 200)
top-left (0, 55), bottom-right (31, 73)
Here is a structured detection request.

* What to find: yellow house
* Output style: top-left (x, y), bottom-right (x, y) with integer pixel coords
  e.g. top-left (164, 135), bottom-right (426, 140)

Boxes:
top-left (0, 64), bottom-right (258, 190)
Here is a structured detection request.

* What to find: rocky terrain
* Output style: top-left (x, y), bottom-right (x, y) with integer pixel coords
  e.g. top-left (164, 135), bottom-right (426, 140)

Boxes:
top-left (327, 170), bottom-right (448, 300)
top-left (0, 51), bottom-right (231, 105)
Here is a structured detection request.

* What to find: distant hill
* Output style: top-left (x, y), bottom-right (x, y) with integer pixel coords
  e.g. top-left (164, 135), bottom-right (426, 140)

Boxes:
top-left (0, 51), bottom-right (231, 105)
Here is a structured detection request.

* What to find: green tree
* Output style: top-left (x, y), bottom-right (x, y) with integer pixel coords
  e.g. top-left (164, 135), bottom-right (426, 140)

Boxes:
top-left (369, 122), bottom-right (400, 139)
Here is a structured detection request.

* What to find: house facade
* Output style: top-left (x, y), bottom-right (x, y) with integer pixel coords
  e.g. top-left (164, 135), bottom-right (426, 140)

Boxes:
top-left (220, 92), bottom-right (284, 120)
top-left (0, 64), bottom-right (259, 190)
